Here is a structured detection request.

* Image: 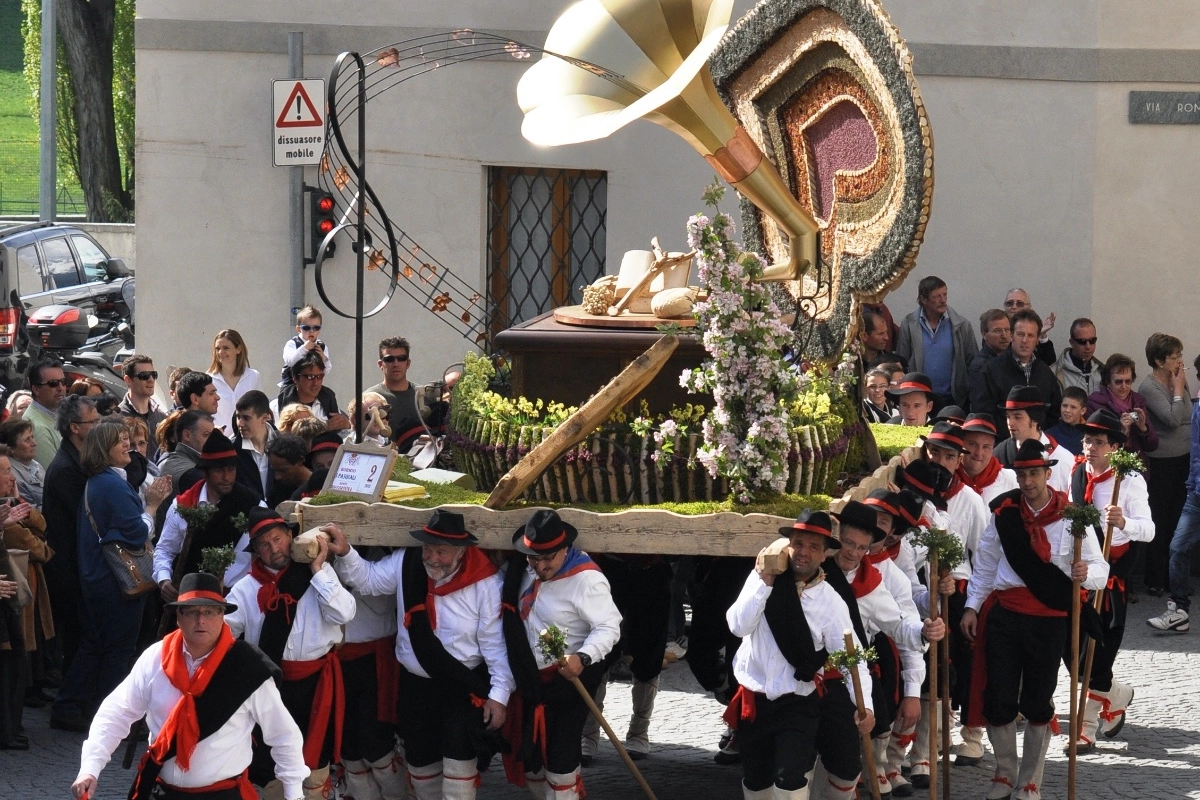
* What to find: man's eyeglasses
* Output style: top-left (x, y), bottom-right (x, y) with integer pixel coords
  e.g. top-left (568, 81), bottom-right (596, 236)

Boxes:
top-left (526, 554), bottom-right (557, 564)
top-left (987, 328), bottom-right (1011, 337)
top-left (381, 354), bottom-right (409, 364)
top-left (74, 417), bottom-right (99, 427)
top-left (298, 373), bottom-right (325, 382)
top-left (1111, 378), bottom-right (1133, 386)
top-left (133, 371), bottom-right (159, 381)
top-left (299, 324), bottom-right (322, 332)
top-left (1003, 300), bottom-right (1028, 308)
top-left (34, 379), bottom-right (66, 388)
top-left (1071, 337), bottom-right (1098, 346)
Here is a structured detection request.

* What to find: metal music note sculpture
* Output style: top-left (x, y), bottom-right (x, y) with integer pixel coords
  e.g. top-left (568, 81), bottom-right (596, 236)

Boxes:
top-left (518, 0), bottom-right (934, 358)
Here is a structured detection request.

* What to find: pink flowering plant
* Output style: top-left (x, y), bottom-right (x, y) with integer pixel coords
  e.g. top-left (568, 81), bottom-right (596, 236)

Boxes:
top-left (681, 182), bottom-right (803, 503)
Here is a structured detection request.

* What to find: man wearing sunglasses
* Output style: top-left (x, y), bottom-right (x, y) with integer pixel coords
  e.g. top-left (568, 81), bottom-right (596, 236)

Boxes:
top-left (368, 336), bottom-right (430, 452)
top-left (1053, 318), bottom-right (1104, 394)
top-left (25, 358), bottom-right (67, 470)
top-left (117, 354), bottom-right (168, 461)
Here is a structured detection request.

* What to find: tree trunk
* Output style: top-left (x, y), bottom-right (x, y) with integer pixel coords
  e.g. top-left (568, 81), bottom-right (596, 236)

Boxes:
top-left (57, 0), bottom-right (131, 221)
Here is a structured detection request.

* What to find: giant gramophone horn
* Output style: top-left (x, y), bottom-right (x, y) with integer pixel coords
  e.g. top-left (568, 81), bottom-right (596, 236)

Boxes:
top-left (518, 0), bottom-right (819, 281)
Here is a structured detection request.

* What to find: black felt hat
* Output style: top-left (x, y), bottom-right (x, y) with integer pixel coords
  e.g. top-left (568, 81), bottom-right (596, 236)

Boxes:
top-left (512, 509), bottom-right (578, 556)
top-left (199, 428), bottom-right (240, 469)
top-left (412, 509), bottom-right (478, 547)
top-left (832, 500), bottom-right (886, 543)
top-left (898, 459), bottom-right (952, 510)
top-left (864, 488), bottom-right (923, 530)
top-left (243, 507), bottom-right (296, 552)
top-left (778, 509), bottom-right (841, 550)
top-left (935, 405), bottom-right (966, 424)
top-left (1005, 385), bottom-right (1045, 411)
top-left (1076, 409), bottom-right (1126, 445)
top-left (920, 421), bottom-right (966, 453)
top-left (962, 413), bottom-right (1000, 440)
top-left (887, 372), bottom-right (934, 399)
top-left (306, 431), bottom-right (343, 468)
top-left (1007, 439), bottom-right (1058, 469)
top-left (166, 572), bottom-right (237, 612)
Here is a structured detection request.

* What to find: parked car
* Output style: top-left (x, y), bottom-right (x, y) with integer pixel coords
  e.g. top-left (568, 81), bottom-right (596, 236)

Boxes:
top-left (0, 221), bottom-right (134, 393)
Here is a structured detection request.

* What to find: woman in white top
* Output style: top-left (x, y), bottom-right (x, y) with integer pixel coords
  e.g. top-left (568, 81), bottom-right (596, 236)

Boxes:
top-left (207, 329), bottom-right (260, 435)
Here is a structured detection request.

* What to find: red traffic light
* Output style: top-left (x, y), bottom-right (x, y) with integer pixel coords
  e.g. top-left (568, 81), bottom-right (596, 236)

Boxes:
top-left (318, 219), bottom-right (335, 234)
top-left (317, 195), bottom-right (335, 214)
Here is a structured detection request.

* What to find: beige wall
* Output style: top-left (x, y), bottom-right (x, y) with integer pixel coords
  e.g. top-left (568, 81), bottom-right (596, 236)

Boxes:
top-left (135, 1), bottom-right (1200, 403)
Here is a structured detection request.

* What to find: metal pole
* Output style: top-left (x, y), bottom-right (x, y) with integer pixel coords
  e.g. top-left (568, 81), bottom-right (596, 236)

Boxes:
top-left (354, 56), bottom-right (365, 445)
top-left (288, 32), bottom-right (305, 321)
top-left (39, 0), bottom-right (56, 221)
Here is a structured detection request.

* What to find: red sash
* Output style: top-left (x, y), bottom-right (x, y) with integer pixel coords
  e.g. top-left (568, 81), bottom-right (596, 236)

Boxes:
top-left (280, 651), bottom-right (345, 769)
top-left (336, 637), bottom-right (400, 724)
top-left (159, 769), bottom-right (257, 800)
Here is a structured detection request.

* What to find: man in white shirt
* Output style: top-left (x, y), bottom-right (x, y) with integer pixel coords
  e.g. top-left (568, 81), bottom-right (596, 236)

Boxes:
top-left (500, 509), bottom-right (622, 800)
top-left (72, 572), bottom-right (308, 800)
top-left (957, 414), bottom-right (1018, 505)
top-left (226, 509), bottom-right (356, 800)
top-left (961, 441), bottom-right (1109, 800)
top-left (1067, 410), bottom-right (1153, 752)
top-left (995, 386), bottom-right (1072, 493)
top-left (724, 511), bottom-right (874, 800)
top-left (325, 510), bottom-right (514, 800)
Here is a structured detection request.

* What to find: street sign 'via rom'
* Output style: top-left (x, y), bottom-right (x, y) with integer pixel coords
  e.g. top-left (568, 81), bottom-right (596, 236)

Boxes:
top-left (273, 79), bottom-right (325, 167)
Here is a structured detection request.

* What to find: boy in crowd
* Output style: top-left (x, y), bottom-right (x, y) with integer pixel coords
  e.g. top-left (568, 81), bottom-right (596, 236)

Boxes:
top-left (281, 305), bottom-right (332, 386)
top-left (1046, 387), bottom-right (1088, 456)
top-left (887, 373), bottom-right (936, 427)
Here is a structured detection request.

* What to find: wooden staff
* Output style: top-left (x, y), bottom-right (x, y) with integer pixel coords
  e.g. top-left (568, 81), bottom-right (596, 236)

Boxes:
top-left (1068, 531), bottom-right (1085, 800)
top-left (842, 631), bottom-right (883, 800)
top-left (927, 549), bottom-right (939, 800)
top-left (939, 591), bottom-right (951, 800)
top-left (1077, 473), bottom-right (1124, 739)
top-left (557, 656), bottom-right (658, 800)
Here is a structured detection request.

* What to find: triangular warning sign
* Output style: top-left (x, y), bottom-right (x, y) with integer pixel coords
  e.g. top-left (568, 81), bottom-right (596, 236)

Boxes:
top-left (276, 82), bottom-right (323, 128)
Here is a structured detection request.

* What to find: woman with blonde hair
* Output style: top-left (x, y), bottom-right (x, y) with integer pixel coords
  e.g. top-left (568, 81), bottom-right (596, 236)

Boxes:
top-left (207, 329), bottom-right (259, 435)
top-left (276, 402), bottom-right (314, 433)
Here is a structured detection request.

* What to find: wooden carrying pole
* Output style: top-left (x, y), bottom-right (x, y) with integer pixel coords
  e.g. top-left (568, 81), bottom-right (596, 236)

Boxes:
top-left (558, 657), bottom-right (658, 800)
top-left (927, 549), bottom-right (939, 800)
top-left (939, 593), bottom-right (951, 800)
top-left (843, 632), bottom-right (882, 800)
top-left (1077, 475), bottom-right (1124, 739)
top-left (1068, 533), bottom-right (1085, 800)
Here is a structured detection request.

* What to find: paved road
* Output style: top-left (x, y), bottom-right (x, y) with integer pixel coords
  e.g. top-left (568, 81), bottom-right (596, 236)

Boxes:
top-left (3, 610), bottom-right (1197, 799)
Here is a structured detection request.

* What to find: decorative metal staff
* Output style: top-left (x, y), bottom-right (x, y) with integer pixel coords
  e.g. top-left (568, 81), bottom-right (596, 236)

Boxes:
top-left (1062, 502), bottom-right (1102, 800)
top-left (834, 631), bottom-right (882, 800)
top-left (539, 627), bottom-right (658, 800)
top-left (908, 526), bottom-right (965, 800)
top-left (1076, 450), bottom-right (1144, 741)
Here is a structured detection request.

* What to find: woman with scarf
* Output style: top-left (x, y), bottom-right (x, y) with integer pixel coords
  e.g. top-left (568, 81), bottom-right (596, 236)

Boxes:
top-left (1087, 353), bottom-right (1159, 461)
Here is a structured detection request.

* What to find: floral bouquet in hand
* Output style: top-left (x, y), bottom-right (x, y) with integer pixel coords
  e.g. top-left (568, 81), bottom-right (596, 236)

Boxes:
top-left (538, 625), bottom-right (568, 665)
top-left (198, 544), bottom-right (236, 579)
top-left (1063, 503), bottom-right (1102, 539)
top-left (908, 526), bottom-right (965, 575)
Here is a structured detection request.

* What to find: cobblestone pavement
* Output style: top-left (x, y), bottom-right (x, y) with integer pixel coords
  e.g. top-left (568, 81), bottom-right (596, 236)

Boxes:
top-left (3, 613), bottom-right (1197, 799)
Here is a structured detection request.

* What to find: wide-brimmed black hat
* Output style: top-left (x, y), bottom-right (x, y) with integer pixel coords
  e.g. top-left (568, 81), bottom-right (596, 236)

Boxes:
top-left (962, 413), bottom-right (1000, 440)
top-left (1004, 385), bottom-right (1045, 411)
top-left (166, 572), bottom-right (237, 612)
top-left (412, 509), bottom-right (478, 547)
top-left (898, 459), bottom-right (951, 510)
top-left (920, 421), bottom-right (966, 453)
top-left (935, 405), bottom-right (966, 424)
top-left (887, 372), bottom-right (934, 399)
top-left (832, 500), bottom-right (886, 543)
top-left (864, 488), bottom-right (923, 530)
top-left (778, 509), bottom-right (841, 550)
top-left (306, 431), bottom-right (343, 468)
top-left (199, 428), bottom-right (240, 470)
top-left (1076, 409), bottom-right (1126, 445)
top-left (244, 507), bottom-right (296, 552)
top-left (1007, 439), bottom-right (1058, 469)
top-left (512, 509), bottom-right (578, 556)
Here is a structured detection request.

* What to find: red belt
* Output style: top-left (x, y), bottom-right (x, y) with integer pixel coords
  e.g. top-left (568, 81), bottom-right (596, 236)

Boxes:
top-left (995, 586), bottom-right (1066, 618)
top-left (336, 636), bottom-right (400, 724)
top-left (722, 685), bottom-right (758, 729)
top-left (281, 651), bottom-right (344, 769)
top-left (160, 769), bottom-right (256, 800)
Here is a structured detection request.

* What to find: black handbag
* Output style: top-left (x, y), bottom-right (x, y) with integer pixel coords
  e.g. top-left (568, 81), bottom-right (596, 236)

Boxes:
top-left (85, 484), bottom-right (156, 599)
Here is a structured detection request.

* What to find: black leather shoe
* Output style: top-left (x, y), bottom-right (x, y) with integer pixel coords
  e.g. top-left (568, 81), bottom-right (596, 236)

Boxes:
top-left (49, 714), bottom-right (90, 733)
top-left (910, 773), bottom-right (930, 789)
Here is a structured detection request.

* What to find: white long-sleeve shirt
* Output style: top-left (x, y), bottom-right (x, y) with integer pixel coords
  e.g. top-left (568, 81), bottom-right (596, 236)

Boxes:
top-left (226, 562), bottom-right (355, 661)
top-left (334, 547), bottom-right (515, 705)
top-left (873, 554), bottom-right (925, 695)
top-left (847, 565), bottom-right (929, 698)
top-left (727, 571), bottom-right (872, 707)
top-left (965, 495), bottom-right (1110, 613)
top-left (208, 368), bottom-right (261, 436)
top-left (517, 561), bottom-right (622, 669)
top-left (903, 503), bottom-right (971, 615)
top-left (1079, 467), bottom-right (1155, 548)
top-left (77, 638), bottom-right (308, 799)
top-left (152, 484), bottom-right (262, 586)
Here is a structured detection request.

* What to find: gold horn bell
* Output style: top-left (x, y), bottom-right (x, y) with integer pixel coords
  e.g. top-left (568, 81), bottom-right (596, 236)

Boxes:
top-left (518, 0), bottom-right (820, 281)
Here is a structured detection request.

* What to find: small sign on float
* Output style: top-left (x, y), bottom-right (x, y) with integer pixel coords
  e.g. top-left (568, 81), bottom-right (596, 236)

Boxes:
top-left (273, 79), bottom-right (326, 166)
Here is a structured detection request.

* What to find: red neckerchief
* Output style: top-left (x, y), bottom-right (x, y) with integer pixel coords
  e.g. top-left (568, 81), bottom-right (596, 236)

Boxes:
top-left (1083, 459), bottom-right (1112, 505)
top-left (252, 558), bottom-right (297, 624)
top-left (848, 560), bottom-right (883, 598)
top-left (1020, 489), bottom-right (1067, 562)
top-left (149, 625), bottom-right (236, 772)
top-left (943, 474), bottom-right (966, 500)
top-left (519, 548), bottom-right (599, 620)
top-left (958, 458), bottom-right (1002, 495)
top-left (176, 480), bottom-right (205, 509)
top-left (1044, 433), bottom-right (1059, 452)
top-left (866, 541), bottom-right (901, 564)
top-left (407, 547), bottom-right (498, 630)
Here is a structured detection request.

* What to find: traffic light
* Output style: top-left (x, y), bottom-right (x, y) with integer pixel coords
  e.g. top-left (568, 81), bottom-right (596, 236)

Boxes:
top-left (309, 190), bottom-right (337, 262)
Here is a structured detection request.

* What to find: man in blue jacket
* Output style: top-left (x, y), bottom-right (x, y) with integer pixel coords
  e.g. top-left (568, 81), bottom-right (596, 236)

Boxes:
top-left (895, 276), bottom-right (978, 410)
